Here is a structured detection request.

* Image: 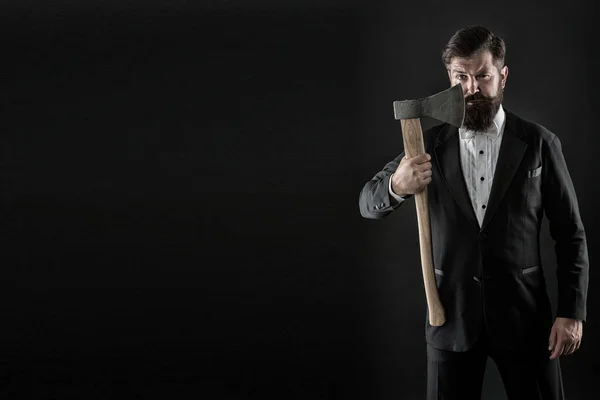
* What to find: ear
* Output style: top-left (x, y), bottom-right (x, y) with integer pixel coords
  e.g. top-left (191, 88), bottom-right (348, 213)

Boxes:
top-left (500, 65), bottom-right (508, 88)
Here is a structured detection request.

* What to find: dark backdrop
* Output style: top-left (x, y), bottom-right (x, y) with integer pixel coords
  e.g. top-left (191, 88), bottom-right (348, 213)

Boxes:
top-left (0, 1), bottom-right (597, 399)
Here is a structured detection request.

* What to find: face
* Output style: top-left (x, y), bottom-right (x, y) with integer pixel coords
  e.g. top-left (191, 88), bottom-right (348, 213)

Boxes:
top-left (447, 50), bottom-right (508, 132)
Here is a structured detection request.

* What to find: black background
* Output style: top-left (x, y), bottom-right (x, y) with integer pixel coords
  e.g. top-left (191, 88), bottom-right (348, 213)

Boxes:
top-left (1, 0), bottom-right (598, 399)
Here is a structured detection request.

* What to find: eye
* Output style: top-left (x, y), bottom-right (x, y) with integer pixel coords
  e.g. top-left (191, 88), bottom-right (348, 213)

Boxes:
top-left (456, 74), bottom-right (467, 81)
top-left (477, 74), bottom-right (491, 79)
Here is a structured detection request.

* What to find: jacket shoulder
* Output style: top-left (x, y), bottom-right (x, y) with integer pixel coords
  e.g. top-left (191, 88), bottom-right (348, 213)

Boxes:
top-left (506, 110), bottom-right (557, 145)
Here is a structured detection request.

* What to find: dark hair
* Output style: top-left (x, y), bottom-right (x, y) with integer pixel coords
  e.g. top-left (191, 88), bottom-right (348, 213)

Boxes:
top-left (442, 26), bottom-right (506, 69)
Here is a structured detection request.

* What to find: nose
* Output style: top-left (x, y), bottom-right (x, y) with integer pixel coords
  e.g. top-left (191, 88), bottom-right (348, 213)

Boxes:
top-left (464, 77), bottom-right (479, 96)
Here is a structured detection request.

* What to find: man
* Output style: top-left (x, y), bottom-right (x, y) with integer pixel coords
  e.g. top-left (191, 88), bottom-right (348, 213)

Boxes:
top-left (358, 26), bottom-right (589, 399)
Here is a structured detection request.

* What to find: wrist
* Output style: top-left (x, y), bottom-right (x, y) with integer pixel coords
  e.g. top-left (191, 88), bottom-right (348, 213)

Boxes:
top-left (390, 174), bottom-right (407, 197)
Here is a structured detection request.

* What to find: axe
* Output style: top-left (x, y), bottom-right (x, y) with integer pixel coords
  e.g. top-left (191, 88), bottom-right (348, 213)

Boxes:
top-left (393, 83), bottom-right (465, 326)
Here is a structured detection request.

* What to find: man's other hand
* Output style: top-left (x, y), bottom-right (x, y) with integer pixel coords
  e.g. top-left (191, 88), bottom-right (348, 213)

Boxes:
top-left (549, 317), bottom-right (583, 360)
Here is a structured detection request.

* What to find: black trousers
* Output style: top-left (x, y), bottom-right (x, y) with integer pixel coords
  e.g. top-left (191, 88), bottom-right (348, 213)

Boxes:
top-left (426, 326), bottom-right (564, 399)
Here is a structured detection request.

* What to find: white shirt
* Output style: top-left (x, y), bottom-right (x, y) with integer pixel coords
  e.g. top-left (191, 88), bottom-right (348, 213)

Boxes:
top-left (389, 105), bottom-right (506, 226)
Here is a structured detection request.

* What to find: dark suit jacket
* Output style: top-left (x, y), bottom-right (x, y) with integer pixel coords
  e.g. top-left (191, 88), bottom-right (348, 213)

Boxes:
top-left (359, 110), bottom-right (589, 352)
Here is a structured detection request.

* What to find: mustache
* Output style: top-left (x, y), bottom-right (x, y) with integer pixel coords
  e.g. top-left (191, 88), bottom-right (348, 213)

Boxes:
top-left (465, 92), bottom-right (494, 103)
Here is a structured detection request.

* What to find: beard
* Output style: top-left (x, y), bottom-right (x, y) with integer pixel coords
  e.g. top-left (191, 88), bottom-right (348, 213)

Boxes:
top-left (463, 85), bottom-right (504, 132)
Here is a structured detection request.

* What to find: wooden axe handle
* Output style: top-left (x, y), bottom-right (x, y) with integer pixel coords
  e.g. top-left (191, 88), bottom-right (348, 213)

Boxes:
top-left (400, 118), bottom-right (446, 327)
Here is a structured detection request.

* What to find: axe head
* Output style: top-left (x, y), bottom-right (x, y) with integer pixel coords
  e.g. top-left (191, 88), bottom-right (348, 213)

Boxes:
top-left (393, 83), bottom-right (465, 128)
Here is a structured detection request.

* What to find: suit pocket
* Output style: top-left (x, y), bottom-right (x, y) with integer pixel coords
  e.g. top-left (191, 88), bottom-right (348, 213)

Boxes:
top-left (524, 165), bottom-right (543, 210)
top-left (522, 265), bottom-right (541, 275)
top-left (526, 166), bottom-right (542, 178)
top-left (521, 265), bottom-right (545, 294)
top-left (434, 269), bottom-right (443, 288)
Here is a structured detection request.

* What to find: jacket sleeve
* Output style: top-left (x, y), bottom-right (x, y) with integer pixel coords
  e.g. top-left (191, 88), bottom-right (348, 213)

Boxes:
top-left (358, 152), bottom-right (412, 219)
top-left (542, 135), bottom-right (589, 321)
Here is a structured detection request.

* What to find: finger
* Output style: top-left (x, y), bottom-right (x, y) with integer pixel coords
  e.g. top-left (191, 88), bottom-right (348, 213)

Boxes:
top-left (571, 338), bottom-right (582, 354)
top-left (571, 341), bottom-right (580, 354)
top-left (563, 342), bottom-right (574, 356)
top-left (417, 161), bottom-right (432, 172)
top-left (410, 153), bottom-right (431, 164)
top-left (550, 340), bottom-right (565, 360)
top-left (548, 327), bottom-right (557, 351)
top-left (568, 341), bottom-right (578, 355)
top-left (420, 170), bottom-right (433, 179)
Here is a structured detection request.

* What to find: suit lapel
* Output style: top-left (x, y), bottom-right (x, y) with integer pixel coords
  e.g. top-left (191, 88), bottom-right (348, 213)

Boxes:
top-left (480, 111), bottom-right (527, 230)
top-left (434, 124), bottom-right (479, 230)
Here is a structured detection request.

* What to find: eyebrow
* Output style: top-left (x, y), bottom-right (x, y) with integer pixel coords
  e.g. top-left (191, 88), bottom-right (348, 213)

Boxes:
top-left (451, 69), bottom-right (491, 75)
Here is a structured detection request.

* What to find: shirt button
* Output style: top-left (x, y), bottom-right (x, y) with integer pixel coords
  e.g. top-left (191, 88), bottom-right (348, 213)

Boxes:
top-left (482, 205), bottom-right (487, 209)
top-left (479, 150), bottom-right (484, 154)
top-left (480, 177), bottom-right (485, 181)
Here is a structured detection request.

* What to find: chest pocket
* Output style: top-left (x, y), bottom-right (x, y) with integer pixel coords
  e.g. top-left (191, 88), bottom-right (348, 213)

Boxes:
top-left (525, 165), bottom-right (542, 209)
top-left (527, 166), bottom-right (542, 178)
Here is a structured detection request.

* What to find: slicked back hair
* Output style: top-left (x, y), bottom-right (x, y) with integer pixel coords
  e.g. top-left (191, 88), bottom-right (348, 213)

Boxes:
top-left (442, 26), bottom-right (506, 70)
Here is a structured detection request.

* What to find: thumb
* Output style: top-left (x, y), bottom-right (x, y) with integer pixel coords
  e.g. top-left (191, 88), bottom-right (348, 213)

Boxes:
top-left (410, 153), bottom-right (431, 164)
top-left (549, 325), bottom-right (557, 350)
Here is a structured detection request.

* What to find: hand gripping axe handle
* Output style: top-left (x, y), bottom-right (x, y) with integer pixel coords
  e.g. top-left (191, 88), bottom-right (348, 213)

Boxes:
top-left (393, 83), bottom-right (465, 326)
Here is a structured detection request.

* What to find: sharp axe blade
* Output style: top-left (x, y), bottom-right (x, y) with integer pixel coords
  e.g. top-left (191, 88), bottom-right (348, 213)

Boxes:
top-left (393, 83), bottom-right (465, 128)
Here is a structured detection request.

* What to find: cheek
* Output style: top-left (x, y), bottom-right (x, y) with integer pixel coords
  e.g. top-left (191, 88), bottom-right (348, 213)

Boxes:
top-left (449, 76), bottom-right (462, 87)
top-left (454, 81), bottom-right (468, 95)
top-left (480, 81), bottom-right (498, 96)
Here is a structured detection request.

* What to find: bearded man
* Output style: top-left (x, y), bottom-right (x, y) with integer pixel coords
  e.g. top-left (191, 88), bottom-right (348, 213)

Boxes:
top-left (358, 25), bottom-right (588, 400)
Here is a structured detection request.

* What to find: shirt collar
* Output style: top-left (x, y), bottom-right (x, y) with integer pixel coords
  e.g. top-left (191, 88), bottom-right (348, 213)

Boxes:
top-left (459, 105), bottom-right (506, 140)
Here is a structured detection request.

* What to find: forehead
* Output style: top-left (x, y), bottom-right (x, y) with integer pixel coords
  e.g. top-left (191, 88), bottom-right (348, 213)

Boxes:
top-left (448, 51), bottom-right (497, 73)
